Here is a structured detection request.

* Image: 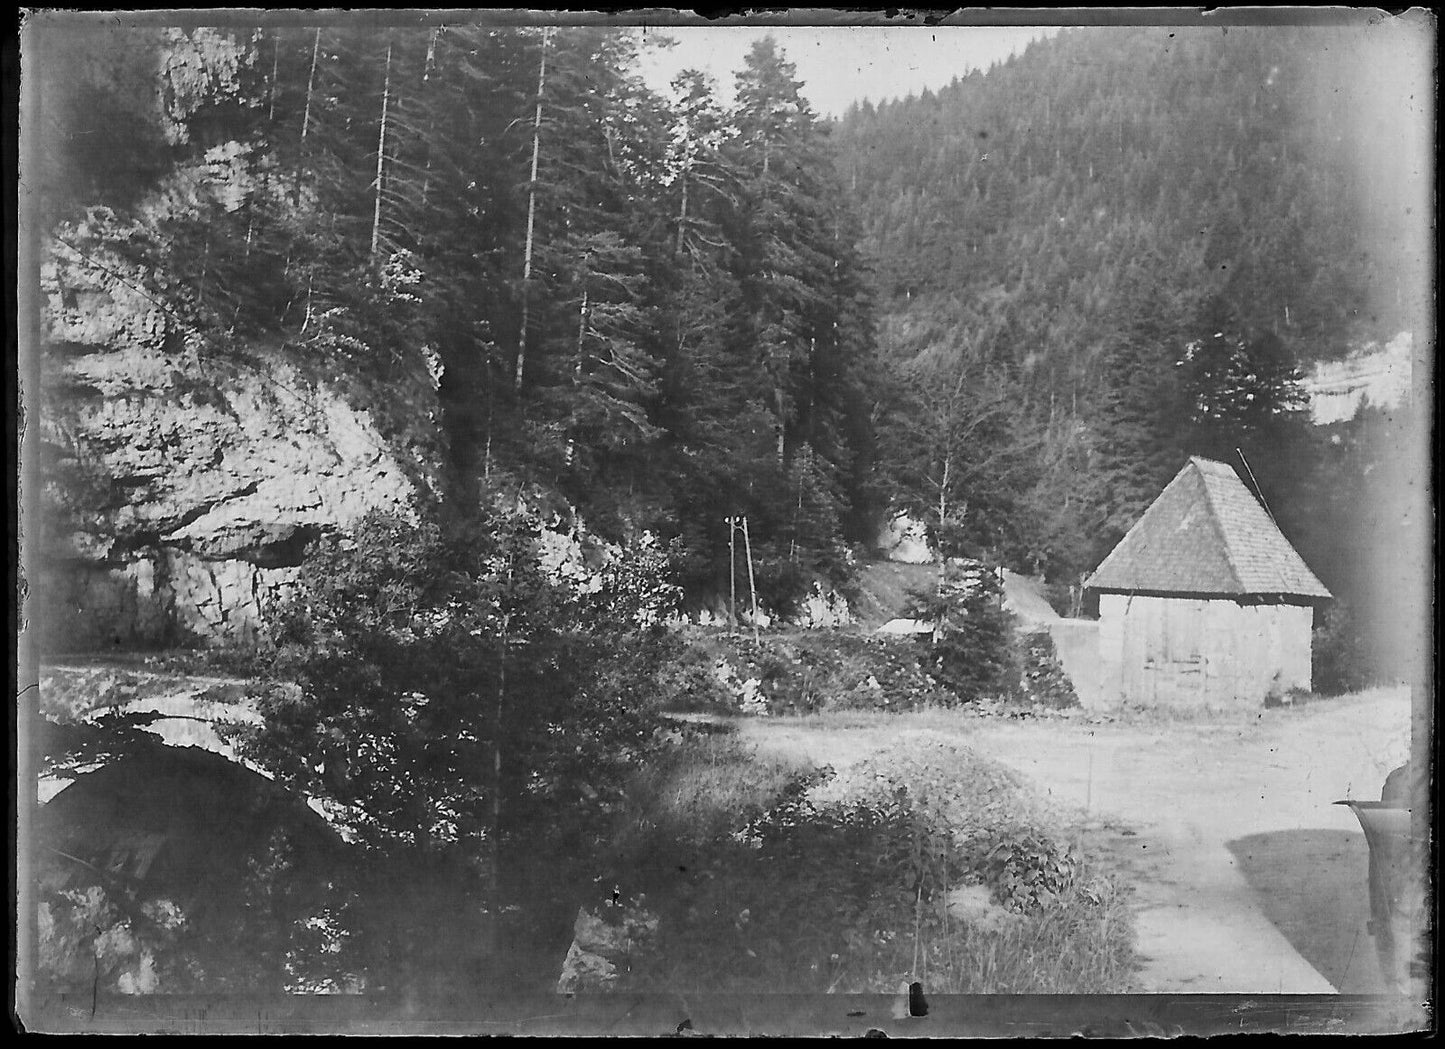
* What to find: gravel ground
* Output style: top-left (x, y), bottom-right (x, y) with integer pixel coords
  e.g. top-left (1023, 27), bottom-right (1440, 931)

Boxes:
top-left (740, 687), bottom-right (1419, 994)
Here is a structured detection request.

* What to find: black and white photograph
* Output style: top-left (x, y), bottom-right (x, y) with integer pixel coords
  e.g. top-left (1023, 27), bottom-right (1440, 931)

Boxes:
top-left (14, 8), bottom-right (1435, 1036)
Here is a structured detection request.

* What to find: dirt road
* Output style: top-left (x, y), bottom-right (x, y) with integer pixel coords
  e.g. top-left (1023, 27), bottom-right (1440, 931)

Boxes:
top-left (741, 688), bottom-right (1415, 994)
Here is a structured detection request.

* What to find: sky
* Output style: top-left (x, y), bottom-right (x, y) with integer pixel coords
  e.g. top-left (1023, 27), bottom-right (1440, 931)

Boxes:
top-left (632, 26), bottom-right (1060, 119)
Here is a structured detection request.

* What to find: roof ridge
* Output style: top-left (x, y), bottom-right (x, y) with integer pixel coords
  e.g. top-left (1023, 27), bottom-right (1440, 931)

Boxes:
top-left (1189, 459), bottom-right (1247, 592)
top-left (1084, 457), bottom-right (1330, 599)
top-left (1085, 463), bottom-right (1190, 588)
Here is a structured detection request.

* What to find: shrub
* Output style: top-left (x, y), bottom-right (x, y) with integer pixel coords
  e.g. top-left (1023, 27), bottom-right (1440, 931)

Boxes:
top-left (1039, 577), bottom-right (1082, 618)
top-left (234, 503), bottom-right (682, 994)
top-left (700, 630), bottom-right (955, 715)
top-left (609, 781), bottom-right (970, 994)
top-left (906, 562), bottom-right (1020, 703)
top-left (751, 554), bottom-right (813, 621)
top-left (599, 735), bottom-right (1136, 994)
top-left (975, 826), bottom-right (1079, 913)
top-left (648, 637), bottom-right (739, 714)
top-left (1016, 630), bottom-right (1080, 709)
top-left (915, 861), bottom-right (1137, 994)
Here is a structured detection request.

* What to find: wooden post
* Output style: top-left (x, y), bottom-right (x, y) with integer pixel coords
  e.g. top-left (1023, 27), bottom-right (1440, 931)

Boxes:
top-left (728, 516), bottom-right (738, 635)
top-left (742, 515), bottom-right (760, 644)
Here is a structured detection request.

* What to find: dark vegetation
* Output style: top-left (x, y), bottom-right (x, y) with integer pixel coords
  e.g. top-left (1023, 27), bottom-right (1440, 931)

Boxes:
top-left (586, 734), bottom-right (1135, 993)
top-left (836, 25), bottom-right (1427, 679)
top-left (655, 569), bottom-right (1079, 718)
top-left (40, 505), bottom-right (686, 995)
top-left (36, 26), bottom-right (881, 615)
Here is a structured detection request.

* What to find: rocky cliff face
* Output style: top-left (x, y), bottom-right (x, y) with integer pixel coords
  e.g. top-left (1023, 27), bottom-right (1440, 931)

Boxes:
top-left (37, 211), bottom-right (444, 649)
top-left (1302, 331), bottom-right (1416, 426)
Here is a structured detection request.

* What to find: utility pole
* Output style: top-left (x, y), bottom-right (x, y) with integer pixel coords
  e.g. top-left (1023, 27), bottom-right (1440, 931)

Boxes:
top-left (741, 515), bottom-right (761, 644)
top-left (727, 516), bottom-right (738, 635)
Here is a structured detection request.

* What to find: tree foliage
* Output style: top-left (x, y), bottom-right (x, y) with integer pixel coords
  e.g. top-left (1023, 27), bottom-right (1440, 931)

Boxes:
top-left (238, 504), bottom-right (680, 991)
top-left (38, 25), bottom-right (881, 614)
top-left (905, 563), bottom-right (1019, 703)
top-left (835, 24), bottom-right (1426, 598)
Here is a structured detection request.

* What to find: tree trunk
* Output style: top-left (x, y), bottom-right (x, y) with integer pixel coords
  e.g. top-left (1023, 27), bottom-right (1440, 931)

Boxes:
top-left (268, 32), bottom-right (279, 125)
top-left (301, 28), bottom-right (320, 144)
top-left (774, 387), bottom-right (786, 463)
top-left (937, 457), bottom-right (949, 540)
top-left (420, 27), bottom-right (440, 207)
top-left (293, 27), bottom-right (321, 206)
top-left (676, 160), bottom-right (689, 257)
top-left (487, 611), bottom-right (510, 963)
top-left (565, 286), bottom-right (588, 467)
top-left (514, 30), bottom-right (550, 393)
top-left (300, 272), bottom-right (314, 333)
top-left (370, 41), bottom-right (393, 264)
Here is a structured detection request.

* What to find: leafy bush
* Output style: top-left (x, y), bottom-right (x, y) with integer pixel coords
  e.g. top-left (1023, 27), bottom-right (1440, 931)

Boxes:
top-left (1039, 577), bottom-right (1083, 618)
top-left (596, 733), bottom-right (1136, 994)
top-left (38, 886), bottom-right (185, 995)
top-left (809, 736), bottom-right (1059, 842)
top-left (976, 826), bottom-right (1080, 913)
top-left (699, 630), bottom-right (955, 715)
top-left (232, 502), bottom-right (682, 994)
top-left (645, 639), bottom-right (740, 714)
top-left (914, 862), bottom-right (1137, 994)
top-left (610, 780), bottom-right (969, 994)
top-left (1016, 630), bottom-right (1080, 709)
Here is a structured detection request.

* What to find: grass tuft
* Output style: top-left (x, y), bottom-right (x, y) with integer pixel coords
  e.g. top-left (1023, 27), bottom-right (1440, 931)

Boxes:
top-left (614, 730), bottom-right (820, 848)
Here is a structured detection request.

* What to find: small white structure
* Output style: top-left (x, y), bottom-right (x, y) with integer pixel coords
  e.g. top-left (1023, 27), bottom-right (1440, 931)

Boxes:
top-left (876, 617), bottom-right (933, 637)
top-left (1086, 457), bottom-right (1331, 708)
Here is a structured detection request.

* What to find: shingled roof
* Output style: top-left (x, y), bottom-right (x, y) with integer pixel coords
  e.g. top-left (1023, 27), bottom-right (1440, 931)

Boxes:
top-left (1085, 457), bottom-right (1331, 599)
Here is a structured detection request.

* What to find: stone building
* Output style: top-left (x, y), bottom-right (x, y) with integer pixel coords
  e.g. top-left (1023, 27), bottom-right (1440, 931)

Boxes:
top-left (1086, 457), bottom-right (1331, 708)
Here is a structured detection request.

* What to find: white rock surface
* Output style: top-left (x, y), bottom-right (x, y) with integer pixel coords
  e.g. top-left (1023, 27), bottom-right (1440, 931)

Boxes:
top-left (1303, 331), bottom-right (1416, 425)
top-left (877, 617), bottom-right (932, 636)
top-left (874, 511), bottom-right (934, 564)
top-left (791, 582), bottom-right (854, 628)
top-left (39, 219), bottom-right (443, 646)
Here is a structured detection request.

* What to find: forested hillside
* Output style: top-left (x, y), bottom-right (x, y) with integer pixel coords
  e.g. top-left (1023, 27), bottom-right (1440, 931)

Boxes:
top-left (833, 25), bottom-right (1429, 663)
top-left (34, 25), bottom-right (879, 634)
top-left (33, 22), bottom-right (1428, 662)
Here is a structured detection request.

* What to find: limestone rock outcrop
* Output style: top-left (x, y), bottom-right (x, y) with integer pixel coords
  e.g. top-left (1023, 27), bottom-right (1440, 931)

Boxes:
top-left (37, 212), bottom-right (443, 648)
top-left (874, 511), bottom-right (934, 564)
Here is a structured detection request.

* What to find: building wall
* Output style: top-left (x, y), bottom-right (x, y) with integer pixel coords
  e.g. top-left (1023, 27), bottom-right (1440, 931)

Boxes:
top-left (1045, 618), bottom-right (1104, 709)
top-left (1097, 594), bottom-right (1313, 709)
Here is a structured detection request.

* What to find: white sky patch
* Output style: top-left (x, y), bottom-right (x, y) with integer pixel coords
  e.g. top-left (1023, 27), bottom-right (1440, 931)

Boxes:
top-left (634, 26), bottom-right (1060, 119)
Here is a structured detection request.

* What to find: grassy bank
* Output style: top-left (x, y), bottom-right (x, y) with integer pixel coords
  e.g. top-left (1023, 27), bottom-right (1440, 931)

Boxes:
top-left (577, 726), bottom-right (1138, 995)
